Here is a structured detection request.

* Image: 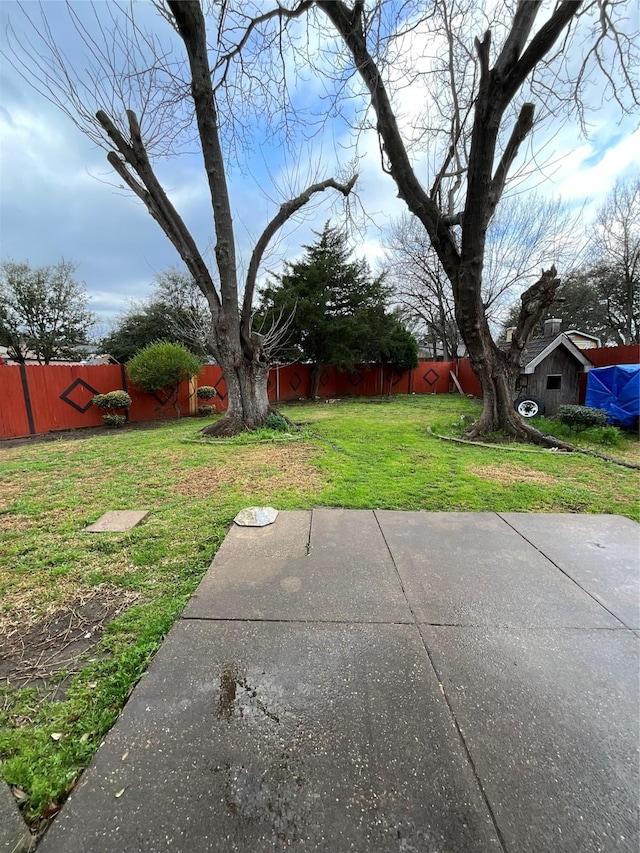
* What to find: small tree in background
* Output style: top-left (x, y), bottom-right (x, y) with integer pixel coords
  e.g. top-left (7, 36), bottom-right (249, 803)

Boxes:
top-left (590, 175), bottom-right (639, 345)
top-left (0, 260), bottom-right (95, 364)
top-left (100, 269), bottom-right (211, 363)
top-left (127, 342), bottom-right (202, 415)
top-left (257, 223), bottom-right (418, 395)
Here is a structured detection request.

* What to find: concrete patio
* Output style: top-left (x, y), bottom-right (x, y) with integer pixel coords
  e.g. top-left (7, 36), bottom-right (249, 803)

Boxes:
top-left (38, 510), bottom-right (639, 852)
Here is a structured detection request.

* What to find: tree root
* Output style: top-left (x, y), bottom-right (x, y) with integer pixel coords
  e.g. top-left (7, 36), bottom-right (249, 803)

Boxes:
top-left (199, 407), bottom-right (300, 438)
top-left (200, 416), bottom-right (247, 437)
top-left (438, 422), bottom-right (640, 470)
top-left (464, 419), bottom-right (576, 451)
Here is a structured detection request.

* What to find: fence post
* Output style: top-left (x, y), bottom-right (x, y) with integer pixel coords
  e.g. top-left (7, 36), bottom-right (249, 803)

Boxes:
top-left (19, 365), bottom-right (36, 435)
top-left (188, 377), bottom-right (198, 415)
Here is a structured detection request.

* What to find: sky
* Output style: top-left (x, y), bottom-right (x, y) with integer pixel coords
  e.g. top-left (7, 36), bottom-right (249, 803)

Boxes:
top-left (0, 1), bottom-right (638, 336)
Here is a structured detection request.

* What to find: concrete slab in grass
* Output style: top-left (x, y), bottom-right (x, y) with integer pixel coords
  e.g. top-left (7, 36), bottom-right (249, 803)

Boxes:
top-left (421, 624), bottom-right (640, 853)
top-left (39, 620), bottom-right (502, 853)
top-left (85, 511), bottom-right (149, 533)
top-left (375, 510), bottom-right (622, 627)
top-left (0, 782), bottom-right (32, 853)
top-left (499, 513), bottom-right (640, 629)
top-left (184, 509), bottom-right (412, 623)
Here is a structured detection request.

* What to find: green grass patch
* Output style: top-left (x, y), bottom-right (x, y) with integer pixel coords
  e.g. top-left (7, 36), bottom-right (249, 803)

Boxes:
top-left (1, 394), bottom-right (638, 821)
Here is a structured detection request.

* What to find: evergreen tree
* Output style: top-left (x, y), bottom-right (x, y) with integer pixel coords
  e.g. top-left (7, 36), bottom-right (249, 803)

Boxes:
top-left (256, 224), bottom-right (417, 393)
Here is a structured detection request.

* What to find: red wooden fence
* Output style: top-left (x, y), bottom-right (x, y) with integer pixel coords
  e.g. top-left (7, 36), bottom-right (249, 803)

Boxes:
top-left (0, 360), bottom-right (457, 440)
top-left (1, 346), bottom-right (637, 440)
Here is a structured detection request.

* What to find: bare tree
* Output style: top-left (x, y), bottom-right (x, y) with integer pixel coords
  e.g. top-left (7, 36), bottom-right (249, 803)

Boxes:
top-left (314, 1), bottom-right (638, 441)
top-left (239, 0), bottom-right (637, 442)
top-left (590, 173), bottom-right (639, 344)
top-left (385, 193), bottom-right (585, 358)
top-left (153, 269), bottom-right (212, 359)
top-left (6, 1), bottom-right (356, 434)
top-left (383, 213), bottom-right (460, 360)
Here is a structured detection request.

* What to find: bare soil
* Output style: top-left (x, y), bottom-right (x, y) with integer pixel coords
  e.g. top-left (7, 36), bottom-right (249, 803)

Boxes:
top-left (0, 419), bottom-right (172, 451)
top-left (0, 585), bottom-right (141, 698)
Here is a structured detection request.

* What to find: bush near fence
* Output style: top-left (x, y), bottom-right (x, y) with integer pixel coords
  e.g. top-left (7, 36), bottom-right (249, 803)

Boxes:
top-left (0, 346), bottom-right (637, 440)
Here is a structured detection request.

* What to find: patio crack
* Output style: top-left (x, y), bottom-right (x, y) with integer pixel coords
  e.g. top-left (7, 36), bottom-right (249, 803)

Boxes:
top-left (373, 509), bottom-right (509, 853)
top-left (496, 513), bottom-right (631, 630)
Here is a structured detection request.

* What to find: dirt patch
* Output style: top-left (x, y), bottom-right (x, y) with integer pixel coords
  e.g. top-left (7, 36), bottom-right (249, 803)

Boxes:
top-left (0, 585), bottom-right (141, 695)
top-left (175, 443), bottom-right (325, 498)
top-left (469, 463), bottom-right (558, 486)
top-left (0, 418), bottom-right (173, 451)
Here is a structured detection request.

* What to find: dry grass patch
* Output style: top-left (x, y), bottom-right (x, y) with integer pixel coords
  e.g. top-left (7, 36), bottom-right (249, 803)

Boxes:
top-left (175, 442), bottom-right (325, 498)
top-left (0, 476), bottom-right (40, 511)
top-left (469, 463), bottom-right (559, 487)
top-left (0, 549), bottom-right (138, 635)
top-left (0, 514), bottom-right (33, 533)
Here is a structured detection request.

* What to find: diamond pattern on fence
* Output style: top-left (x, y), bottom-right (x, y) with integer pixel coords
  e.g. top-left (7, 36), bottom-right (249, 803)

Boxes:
top-left (150, 389), bottom-right (176, 406)
top-left (349, 370), bottom-right (364, 387)
top-left (320, 369), bottom-right (331, 387)
top-left (384, 368), bottom-right (403, 387)
top-left (59, 378), bottom-right (101, 414)
top-left (289, 371), bottom-right (302, 392)
top-left (214, 377), bottom-right (227, 402)
top-left (423, 368), bottom-right (440, 387)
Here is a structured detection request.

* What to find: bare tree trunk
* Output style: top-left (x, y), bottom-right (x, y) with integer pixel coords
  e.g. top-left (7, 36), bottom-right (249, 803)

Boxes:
top-left (203, 352), bottom-right (271, 435)
top-left (462, 266), bottom-right (564, 444)
top-left (310, 364), bottom-right (324, 398)
top-left (315, 0), bottom-right (581, 443)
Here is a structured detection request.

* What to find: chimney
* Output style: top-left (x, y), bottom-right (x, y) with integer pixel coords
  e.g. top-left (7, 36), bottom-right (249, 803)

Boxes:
top-left (505, 327), bottom-right (515, 343)
top-left (543, 318), bottom-right (561, 338)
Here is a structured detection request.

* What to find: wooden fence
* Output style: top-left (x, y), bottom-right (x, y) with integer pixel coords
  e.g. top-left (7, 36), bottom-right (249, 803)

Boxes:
top-left (1, 346), bottom-right (637, 441)
top-left (0, 360), bottom-right (456, 440)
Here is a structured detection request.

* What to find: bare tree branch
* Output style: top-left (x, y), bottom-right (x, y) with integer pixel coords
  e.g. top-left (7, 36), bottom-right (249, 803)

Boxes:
top-left (242, 174), bottom-right (358, 333)
top-left (96, 109), bottom-right (222, 313)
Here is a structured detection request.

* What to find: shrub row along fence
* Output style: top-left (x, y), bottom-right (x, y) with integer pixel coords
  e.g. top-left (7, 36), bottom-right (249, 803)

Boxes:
top-left (0, 346), bottom-right (637, 440)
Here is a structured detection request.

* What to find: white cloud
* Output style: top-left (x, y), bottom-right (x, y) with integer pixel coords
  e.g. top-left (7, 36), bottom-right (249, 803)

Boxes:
top-left (1, 0), bottom-right (637, 329)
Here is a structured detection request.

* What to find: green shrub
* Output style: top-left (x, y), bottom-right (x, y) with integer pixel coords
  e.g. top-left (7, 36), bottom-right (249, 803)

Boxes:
top-left (586, 425), bottom-right (623, 447)
top-left (102, 414), bottom-right (126, 428)
top-left (127, 342), bottom-right (202, 392)
top-left (92, 390), bottom-right (132, 410)
top-left (196, 385), bottom-right (216, 400)
top-left (557, 405), bottom-right (608, 433)
top-left (197, 405), bottom-right (215, 416)
top-left (265, 413), bottom-right (289, 432)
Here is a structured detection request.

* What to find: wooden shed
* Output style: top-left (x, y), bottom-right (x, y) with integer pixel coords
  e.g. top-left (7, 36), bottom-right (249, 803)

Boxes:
top-left (514, 319), bottom-right (594, 416)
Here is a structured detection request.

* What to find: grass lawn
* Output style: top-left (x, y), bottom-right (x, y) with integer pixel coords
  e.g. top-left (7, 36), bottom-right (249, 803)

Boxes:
top-left (1, 394), bottom-right (638, 825)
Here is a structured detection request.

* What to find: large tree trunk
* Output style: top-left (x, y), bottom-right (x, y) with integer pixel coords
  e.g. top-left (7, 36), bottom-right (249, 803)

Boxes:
top-left (458, 265), bottom-right (568, 446)
top-left (465, 337), bottom-right (528, 439)
top-left (202, 354), bottom-right (271, 436)
top-left (201, 320), bottom-right (272, 435)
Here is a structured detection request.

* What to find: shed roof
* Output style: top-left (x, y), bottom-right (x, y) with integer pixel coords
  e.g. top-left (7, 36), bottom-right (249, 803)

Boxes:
top-left (521, 333), bottom-right (594, 374)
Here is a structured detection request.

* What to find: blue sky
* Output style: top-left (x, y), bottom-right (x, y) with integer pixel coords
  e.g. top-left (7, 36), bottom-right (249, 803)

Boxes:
top-left (1, 1), bottom-right (638, 335)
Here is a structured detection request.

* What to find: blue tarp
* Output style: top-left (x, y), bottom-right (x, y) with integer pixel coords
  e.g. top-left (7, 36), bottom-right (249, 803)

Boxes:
top-left (585, 364), bottom-right (640, 428)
